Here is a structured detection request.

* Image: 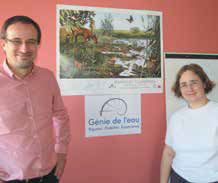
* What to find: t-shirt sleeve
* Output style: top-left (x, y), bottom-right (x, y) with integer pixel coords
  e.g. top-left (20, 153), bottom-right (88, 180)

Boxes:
top-left (165, 116), bottom-right (174, 148)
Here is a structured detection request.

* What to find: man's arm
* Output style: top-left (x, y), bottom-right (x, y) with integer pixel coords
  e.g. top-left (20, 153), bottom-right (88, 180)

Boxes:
top-left (160, 144), bottom-right (175, 183)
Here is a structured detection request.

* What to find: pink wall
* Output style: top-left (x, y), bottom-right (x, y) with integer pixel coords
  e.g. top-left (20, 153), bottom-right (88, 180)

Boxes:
top-left (1, 0), bottom-right (218, 183)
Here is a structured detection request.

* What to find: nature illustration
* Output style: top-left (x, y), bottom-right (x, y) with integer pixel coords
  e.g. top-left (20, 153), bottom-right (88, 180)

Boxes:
top-left (59, 8), bottom-right (161, 79)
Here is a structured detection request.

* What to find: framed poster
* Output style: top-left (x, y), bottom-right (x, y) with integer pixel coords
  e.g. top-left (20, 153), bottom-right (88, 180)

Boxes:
top-left (56, 5), bottom-right (163, 95)
top-left (165, 53), bottom-right (218, 121)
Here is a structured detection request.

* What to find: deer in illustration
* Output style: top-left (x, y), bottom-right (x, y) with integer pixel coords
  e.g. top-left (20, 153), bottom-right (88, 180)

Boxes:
top-left (71, 27), bottom-right (97, 44)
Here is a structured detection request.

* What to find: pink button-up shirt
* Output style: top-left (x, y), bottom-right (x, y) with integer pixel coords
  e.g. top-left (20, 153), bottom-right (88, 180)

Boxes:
top-left (0, 61), bottom-right (70, 181)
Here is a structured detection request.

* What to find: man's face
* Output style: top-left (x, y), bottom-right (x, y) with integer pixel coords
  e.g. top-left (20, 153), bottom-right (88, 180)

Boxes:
top-left (1, 22), bottom-right (39, 71)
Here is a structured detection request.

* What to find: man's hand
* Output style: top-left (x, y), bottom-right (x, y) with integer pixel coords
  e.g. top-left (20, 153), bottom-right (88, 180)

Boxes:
top-left (55, 153), bottom-right (67, 180)
top-left (0, 169), bottom-right (9, 183)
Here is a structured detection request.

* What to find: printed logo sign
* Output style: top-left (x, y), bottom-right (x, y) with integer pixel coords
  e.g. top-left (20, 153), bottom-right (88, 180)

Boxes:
top-left (85, 95), bottom-right (141, 137)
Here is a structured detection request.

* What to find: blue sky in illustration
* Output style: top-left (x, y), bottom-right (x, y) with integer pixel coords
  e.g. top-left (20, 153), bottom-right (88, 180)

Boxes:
top-left (85, 11), bottom-right (150, 31)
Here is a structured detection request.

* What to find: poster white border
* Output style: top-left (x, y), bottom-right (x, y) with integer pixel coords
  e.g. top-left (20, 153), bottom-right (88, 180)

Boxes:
top-left (56, 5), bottom-right (163, 95)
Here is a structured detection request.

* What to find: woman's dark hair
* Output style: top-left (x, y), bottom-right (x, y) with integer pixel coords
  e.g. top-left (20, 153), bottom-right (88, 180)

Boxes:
top-left (1, 15), bottom-right (41, 44)
top-left (172, 63), bottom-right (215, 98)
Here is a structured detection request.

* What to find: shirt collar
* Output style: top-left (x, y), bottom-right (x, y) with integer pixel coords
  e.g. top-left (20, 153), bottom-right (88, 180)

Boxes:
top-left (3, 60), bottom-right (36, 79)
top-left (3, 60), bottom-right (14, 78)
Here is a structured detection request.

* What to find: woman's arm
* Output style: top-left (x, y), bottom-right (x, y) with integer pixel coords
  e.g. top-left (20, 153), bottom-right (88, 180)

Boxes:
top-left (160, 144), bottom-right (175, 183)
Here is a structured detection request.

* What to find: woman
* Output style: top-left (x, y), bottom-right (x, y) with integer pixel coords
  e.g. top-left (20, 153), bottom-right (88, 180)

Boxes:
top-left (160, 63), bottom-right (218, 183)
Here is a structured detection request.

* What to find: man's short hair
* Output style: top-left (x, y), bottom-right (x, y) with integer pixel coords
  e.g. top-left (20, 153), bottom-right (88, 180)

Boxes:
top-left (1, 15), bottom-right (41, 44)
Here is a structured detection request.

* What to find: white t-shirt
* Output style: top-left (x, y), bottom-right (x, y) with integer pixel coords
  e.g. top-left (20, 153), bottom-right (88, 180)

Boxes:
top-left (166, 101), bottom-right (218, 183)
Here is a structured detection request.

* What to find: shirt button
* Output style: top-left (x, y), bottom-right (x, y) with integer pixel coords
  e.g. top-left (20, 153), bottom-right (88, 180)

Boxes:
top-left (33, 134), bottom-right (38, 139)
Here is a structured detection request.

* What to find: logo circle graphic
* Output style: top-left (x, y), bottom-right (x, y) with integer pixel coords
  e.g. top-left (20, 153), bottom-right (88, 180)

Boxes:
top-left (100, 98), bottom-right (127, 116)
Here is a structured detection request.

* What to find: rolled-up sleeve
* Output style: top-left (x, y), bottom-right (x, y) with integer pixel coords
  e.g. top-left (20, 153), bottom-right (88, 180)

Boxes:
top-left (50, 73), bottom-right (71, 154)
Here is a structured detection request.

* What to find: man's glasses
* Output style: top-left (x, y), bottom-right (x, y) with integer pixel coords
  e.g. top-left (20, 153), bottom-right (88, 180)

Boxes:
top-left (179, 80), bottom-right (201, 90)
top-left (5, 38), bottom-right (38, 47)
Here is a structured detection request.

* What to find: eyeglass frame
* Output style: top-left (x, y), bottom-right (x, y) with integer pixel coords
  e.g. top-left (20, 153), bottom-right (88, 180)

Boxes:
top-left (179, 80), bottom-right (202, 90)
top-left (4, 38), bottom-right (38, 47)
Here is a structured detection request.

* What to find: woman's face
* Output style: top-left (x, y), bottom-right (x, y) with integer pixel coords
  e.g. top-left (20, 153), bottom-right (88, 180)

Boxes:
top-left (179, 70), bottom-right (207, 107)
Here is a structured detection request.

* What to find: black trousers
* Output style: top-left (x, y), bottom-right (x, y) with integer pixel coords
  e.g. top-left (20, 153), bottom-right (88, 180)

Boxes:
top-left (171, 169), bottom-right (218, 183)
top-left (3, 167), bottom-right (58, 183)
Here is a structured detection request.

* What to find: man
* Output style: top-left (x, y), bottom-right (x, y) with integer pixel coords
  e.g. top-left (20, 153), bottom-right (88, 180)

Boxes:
top-left (0, 16), bottom-right (71, 183)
